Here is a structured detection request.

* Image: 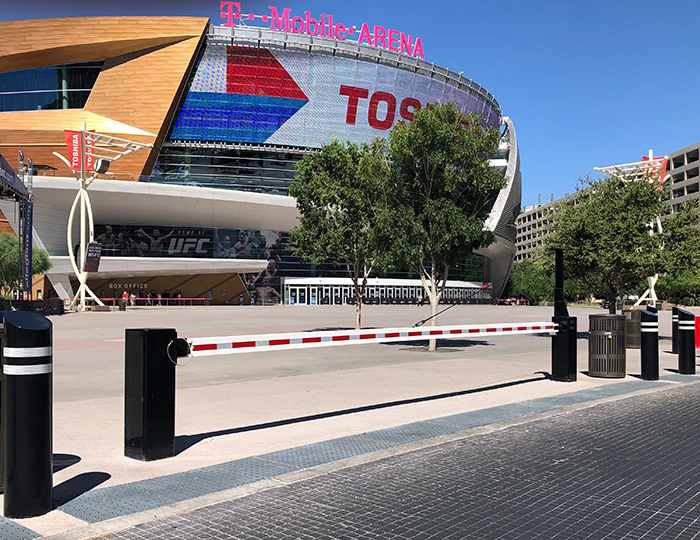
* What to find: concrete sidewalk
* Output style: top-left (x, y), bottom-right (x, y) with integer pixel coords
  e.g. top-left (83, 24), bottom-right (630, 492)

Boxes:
top-left (0, 304), bottom-right (691, 539)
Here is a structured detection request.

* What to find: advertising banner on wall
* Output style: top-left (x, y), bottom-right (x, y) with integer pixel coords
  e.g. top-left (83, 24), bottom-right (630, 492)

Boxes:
top-left (95, 225), bottom-right (287, 304)
top-left (171, 44), bottom-right (499, 147)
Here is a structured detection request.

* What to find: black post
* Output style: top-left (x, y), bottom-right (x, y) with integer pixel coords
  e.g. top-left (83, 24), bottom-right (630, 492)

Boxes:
top-left (124, 329), bottom-right (177, 461)
top-left (678, 309), bottom-right (696, 375)
top-left (640, 310), bottom-right (659, 380)
top-left (2, 310), bottom-right (52, 518)
top-left (672, 306), bottom-right (679, 354)
top-left (551, 316), bottom-right (577, 382)
top-left (552, 248), bottom-right (569, 318)
top-left (550, 248), bottom-right (576, 381)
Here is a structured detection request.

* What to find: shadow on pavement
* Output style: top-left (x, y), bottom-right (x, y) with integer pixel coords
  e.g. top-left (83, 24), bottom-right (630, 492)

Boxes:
top-left (53, 472), bottom-right (111, 508)
top-left (53, 454), bottom-right (81, 473)
top-left (309, 327), bottom-right (360, 332)
top-left (531, 332), bottom-right (589, 340)
top-left (174, 374), bottom-right (549, 455)
top-left (382, 338), bottom-right (491, 350)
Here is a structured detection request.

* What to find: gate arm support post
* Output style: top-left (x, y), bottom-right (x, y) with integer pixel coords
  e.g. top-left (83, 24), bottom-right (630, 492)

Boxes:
top-left (552, 316), bottom-right (577, 382)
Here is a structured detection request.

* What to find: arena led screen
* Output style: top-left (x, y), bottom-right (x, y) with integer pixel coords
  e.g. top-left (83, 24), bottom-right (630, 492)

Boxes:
top-left (171, 43), bottom-right (500, 147)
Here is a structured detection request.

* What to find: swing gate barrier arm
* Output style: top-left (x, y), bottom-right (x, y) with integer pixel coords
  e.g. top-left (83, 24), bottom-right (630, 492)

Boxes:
top-left (124, 318), bottom-right (586, 461)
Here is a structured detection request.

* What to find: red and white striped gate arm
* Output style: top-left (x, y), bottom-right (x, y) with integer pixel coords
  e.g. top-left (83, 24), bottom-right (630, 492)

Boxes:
top-left (186, 321), bottom-right (558, 357)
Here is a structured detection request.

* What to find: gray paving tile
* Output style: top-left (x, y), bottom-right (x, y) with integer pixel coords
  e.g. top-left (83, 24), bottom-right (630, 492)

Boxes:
top-left (60, 457), bottom-right (297, 523)
top-left (259, 435), bottom-right (397, 468)
top-left (92, 382), bottom-right (700, 539)
top-left (56, 377), bottom-right (681, 528)
top-left (0, 518), bottom-right (39, 540)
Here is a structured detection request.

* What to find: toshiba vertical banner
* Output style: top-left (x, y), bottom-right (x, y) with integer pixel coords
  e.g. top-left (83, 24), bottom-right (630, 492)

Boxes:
top-left (64, 130), bottom-right (95, 171)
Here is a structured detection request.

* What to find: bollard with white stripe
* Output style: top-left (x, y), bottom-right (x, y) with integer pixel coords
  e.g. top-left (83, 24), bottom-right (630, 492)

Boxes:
top-left (1, 310), bottom-right (53, 518)
top-left (672, 306), bottom-right (679, 354)
top-left (640, 310), bottom-right (659, 380)
top-left (678, 309), bottom-right (696, 375)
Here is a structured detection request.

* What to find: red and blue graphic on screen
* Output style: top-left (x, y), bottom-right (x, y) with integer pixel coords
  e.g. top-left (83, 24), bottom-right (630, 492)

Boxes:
top-left (171, 46), bottom-right (309, 143)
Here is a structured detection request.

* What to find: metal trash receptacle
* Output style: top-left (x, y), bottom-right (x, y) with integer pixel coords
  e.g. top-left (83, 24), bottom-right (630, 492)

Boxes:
top-left (623, 309), bottom-right (641, 349)
top-left (589, 314), bottom-right (626, 377)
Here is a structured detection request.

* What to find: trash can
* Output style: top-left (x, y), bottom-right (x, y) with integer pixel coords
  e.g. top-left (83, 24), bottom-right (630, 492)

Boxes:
top-left (119, 299), bottom-right (127, 311)
top-left (588, 314), bottom-right (626, 377)
top-left (623, 309), bottom-right (641, 349)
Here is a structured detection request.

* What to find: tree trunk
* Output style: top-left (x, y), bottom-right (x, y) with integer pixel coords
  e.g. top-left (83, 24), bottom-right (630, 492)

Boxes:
top-left (428, 291), bottom-right (439, 352)
top-left (608, 294), bottom-right (616, 314)
top-left (355, 299), bottom-right (362, 330)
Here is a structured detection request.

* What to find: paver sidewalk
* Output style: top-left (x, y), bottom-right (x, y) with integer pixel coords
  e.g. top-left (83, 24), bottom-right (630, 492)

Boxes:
top-left (0, 305), bottom-right (691, 538)
top-left (73, 379), bottom-right (700, 540)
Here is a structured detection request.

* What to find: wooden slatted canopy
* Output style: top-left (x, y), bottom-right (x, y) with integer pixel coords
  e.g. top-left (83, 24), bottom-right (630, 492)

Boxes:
top-left (0, 17), bottom-right (209, 179)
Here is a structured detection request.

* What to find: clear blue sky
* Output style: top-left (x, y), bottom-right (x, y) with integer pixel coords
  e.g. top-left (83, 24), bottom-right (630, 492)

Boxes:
top-left (3, 0), bottom-right (698, 205)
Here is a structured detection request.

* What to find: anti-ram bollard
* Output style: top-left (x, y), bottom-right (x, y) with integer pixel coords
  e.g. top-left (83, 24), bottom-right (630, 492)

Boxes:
top-left (2, 310), bottom-right (53, 518)
top-left (640, 310), bottom-right (659, 381)
top-left (678, 309), bottom-right (696, 375)
top-left (124, 329), bottom-right (177, 461)
top-left (672, 306), bottom-right (679, 354)
top-left (551, 316), bottom-right (577, 382)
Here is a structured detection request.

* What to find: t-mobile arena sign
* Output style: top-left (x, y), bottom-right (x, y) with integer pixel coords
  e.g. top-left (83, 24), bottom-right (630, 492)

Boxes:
top-left (220, 2), bottom-right (425, 59)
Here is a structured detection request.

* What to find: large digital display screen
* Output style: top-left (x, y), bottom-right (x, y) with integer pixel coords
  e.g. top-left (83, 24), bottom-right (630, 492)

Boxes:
top-left (171, 43), bottom-right (500, 147)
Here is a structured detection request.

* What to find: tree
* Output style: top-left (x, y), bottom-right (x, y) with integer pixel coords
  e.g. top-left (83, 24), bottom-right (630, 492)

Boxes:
top-left (656, 271), bottom-right (700, 305)
top-left (387, 103), bottom-right (504, 350)
top-left (0, 232), bottom-right (51, 293)
top-left (545, 174), bottom-right (700, 313)
top-left (503, 259), bottom-right (553, 305)
top-left (289, 139), bottom-right (392, 329)
top-left (660, 199), bottom-right (700, 276)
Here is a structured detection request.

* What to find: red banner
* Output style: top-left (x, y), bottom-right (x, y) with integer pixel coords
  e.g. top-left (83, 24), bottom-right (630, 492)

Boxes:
top-left (64, 130), bottom-right (96, 171)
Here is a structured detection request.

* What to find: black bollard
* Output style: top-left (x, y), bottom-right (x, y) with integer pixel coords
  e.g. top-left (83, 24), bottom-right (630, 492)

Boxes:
top-left (124, 328), bottom-right (177, 461)
top-left (678, 309), bottom-right (696, 375)
top-left (551, 316), bottom-right (577, 382)
top-left (640, 310), bottom-right (659, 380)
top-left (672, 306), bottom-right (679, 354)
top-left (2, 310), bottom-right (53, 518)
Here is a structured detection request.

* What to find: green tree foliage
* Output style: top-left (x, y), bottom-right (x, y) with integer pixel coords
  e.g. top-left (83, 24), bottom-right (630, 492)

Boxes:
top-left (0, 232), bottom-right (51, 292)
top-left (545, 174), bottom-right (700, 313)
top-left (503, 259), bottom-right (552, 305)
top-left (656, 271), bottom-right (700, 305)
top-left (660, 199), bottom-right (700, 276)
top-left (387, 102), bottom-right (504, 350)
top-left (289, 139), bottom-right (392, 329)
top-left (504, 255), bottom-right (587, 305)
